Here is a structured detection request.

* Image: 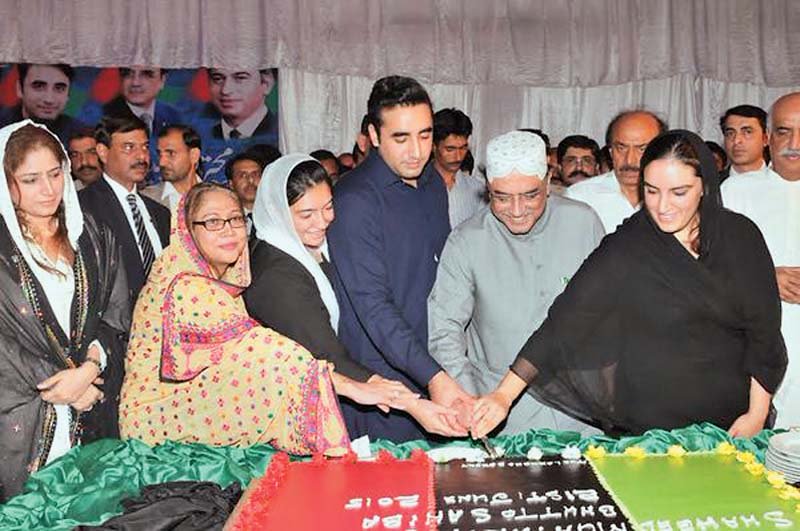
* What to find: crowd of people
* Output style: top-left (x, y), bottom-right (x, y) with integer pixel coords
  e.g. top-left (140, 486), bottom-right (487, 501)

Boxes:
top-left (0, 70), bottom-right (797, 502)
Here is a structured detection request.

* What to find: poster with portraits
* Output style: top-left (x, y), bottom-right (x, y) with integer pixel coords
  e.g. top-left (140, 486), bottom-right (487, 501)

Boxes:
top-left (0, 64), bottom-right (279, 183)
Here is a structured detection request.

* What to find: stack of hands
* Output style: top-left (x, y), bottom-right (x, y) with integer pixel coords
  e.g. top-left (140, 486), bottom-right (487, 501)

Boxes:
top-left (348, 370), bottom-right (513, 440)
top-left (351, 367), bottom-right (769, 440)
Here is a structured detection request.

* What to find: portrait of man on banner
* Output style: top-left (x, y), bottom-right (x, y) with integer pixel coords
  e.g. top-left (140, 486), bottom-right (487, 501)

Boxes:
top-left (0, 63), bottom-right (280, 184)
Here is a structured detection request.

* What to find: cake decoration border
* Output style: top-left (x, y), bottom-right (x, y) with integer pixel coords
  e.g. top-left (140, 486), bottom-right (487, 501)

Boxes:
top-left (226, 448), bottom-right (438, 530)
top-left (583, 441), bottom-right (800, 524)
top-left (225, 424), bottom-right (797, 529)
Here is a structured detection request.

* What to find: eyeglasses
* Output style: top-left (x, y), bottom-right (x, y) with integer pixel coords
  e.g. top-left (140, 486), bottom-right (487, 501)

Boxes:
top-left (192, 215), bottom-right (247, 231)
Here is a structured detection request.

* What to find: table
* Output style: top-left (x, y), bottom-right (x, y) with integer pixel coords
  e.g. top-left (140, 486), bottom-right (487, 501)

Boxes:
top-left (0, 423), bottom-right (776, 530)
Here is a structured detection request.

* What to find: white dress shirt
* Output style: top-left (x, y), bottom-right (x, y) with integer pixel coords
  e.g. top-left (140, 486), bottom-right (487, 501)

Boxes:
top-left (141, 175), bottom-right (202, 212)
top-left (103, 175), bottom-right (164, 259)
top-left (220, 105), bottom-right (268, 140)
top-left (159, 181), bottom-right (181, 211)
top-left (722, 167), bottom-right (800, 428)
top-left (728, 161), bottom-right (768, 180)
top-left (564, 170), bottom-right (638, 234)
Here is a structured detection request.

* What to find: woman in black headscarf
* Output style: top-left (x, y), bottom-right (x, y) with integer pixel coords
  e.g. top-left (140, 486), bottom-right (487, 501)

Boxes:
top-left (471, 130), bottom-right (787, 438)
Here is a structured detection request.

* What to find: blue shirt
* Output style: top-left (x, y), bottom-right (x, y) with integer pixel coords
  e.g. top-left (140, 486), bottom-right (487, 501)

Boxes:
top-left (328, 150), bottom-right (450, 442)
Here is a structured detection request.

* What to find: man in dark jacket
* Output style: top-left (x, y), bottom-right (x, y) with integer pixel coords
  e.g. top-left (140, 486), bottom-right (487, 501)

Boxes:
top-left (327, 75), bottom-right (473, 442)
top-left (79, 116), bottom-right (170, 305)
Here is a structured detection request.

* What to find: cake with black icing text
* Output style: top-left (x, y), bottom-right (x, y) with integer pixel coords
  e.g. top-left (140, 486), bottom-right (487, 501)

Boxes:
top-left (225, 441), bottom-right (800, 530)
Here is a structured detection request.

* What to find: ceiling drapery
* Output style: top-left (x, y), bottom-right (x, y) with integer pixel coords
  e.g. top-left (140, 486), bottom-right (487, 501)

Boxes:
top-left (2, 0), bottom-right (798, 155)
top-left (2, 0), bottom-right (799, 87)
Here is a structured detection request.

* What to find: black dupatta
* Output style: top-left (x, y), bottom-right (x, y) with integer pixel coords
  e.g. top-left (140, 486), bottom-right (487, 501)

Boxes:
top-left (512, 130), bottom-right (786, 435)
top-left (0, 215), bottom-right (129, 501)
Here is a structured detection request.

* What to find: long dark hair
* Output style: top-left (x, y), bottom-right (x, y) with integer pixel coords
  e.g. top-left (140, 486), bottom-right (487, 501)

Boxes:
top-left (4, 124), bottom-right (73, 274)
top-left (638, 130), bottom-right (722, 256)
top-left (286, 160), bottom-right (332, 206)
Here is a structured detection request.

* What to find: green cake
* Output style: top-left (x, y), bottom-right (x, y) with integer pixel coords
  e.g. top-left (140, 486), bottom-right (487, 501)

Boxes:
top-left (588, 445), bottom-right (800, 529)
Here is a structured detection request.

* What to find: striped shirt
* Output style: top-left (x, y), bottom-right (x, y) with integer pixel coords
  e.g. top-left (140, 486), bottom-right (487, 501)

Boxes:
top-left (447, 170), bottom-right (487, 228)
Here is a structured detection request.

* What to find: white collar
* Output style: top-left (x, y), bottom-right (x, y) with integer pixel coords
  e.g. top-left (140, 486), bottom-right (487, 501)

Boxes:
top-left (103, 173), bottom-right (138, 200)
top-left (729, 161), bottom-right (767, 178)
top-left (161, 181), bottom-right (179, 200)
top-left (766, 165), bottom-right (800, 184)
top-left (126, 100), bottom-right (157, 120)
top-left (160, 175), bottom-right (202, 204)
top-left (221, 105), bottom-right (268, 139)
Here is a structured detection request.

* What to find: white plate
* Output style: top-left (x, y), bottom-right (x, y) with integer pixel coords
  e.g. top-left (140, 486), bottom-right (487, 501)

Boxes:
top-left (766, 456), bottom-right (800, 474)
top-left (767, 445), bottom-right (800, 462)
top-left (766, 452), bottom-right (795, 467)
top-left (766, 448), bottom-right (800, 463)
top-left (765, 456), bottom-right (800, 480)
top-left (766, 449), bottom-right (800, 467)
top-left (769, 431), bottom-right (800, 457)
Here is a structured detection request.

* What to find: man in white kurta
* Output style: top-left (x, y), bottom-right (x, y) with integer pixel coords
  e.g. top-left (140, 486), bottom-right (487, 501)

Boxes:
top-left (721, 92), bottom-right (800, 428)
top-left (563, 170), bottom-right (636, 234)
top-left (428, 131), bottom-right (605, 436)
top-left (719, 104), bottom-right (769, 182)
top-left (565, 110), bottom-right (664, 234)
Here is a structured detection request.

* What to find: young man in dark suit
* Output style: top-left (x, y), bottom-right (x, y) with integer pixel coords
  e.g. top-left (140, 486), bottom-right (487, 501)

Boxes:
top-left (207, 68), bottom-right (278, 144)
top-left (0, 63), bottom-right (88, 145)
top-left (78, 116), bottom-right (170, 305)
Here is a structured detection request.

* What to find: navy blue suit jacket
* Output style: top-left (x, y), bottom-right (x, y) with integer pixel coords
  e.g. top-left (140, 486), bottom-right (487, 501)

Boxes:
top-left (327, 150), bottom-right (451, 442)
top-left (0, 106), bottom-right (88, 145)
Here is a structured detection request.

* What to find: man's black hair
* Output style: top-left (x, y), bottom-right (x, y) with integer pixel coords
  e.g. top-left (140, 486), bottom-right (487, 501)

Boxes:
top-left (556, 135), bottom-right (601, 165)
top-left (366, 76), bottom-right (432, 138)
top-left (718, 104), bottom-right (768, 135)
top-left (433, 108), bottom-right (473, 144)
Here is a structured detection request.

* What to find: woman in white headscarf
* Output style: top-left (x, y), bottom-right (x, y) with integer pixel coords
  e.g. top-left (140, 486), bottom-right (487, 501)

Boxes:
top-left (0, 121), bottom-right (130, 500)
top-left (245, 154), bottom-right (460, 435)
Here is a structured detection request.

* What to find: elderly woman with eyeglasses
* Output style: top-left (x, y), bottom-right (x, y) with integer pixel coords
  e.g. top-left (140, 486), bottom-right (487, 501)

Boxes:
top-left (118, 182), bottom-right (350, 456)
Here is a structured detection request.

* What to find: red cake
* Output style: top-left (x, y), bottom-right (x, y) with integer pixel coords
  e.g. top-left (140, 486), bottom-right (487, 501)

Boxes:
top-left (225, 449), bottom-right (436, 530)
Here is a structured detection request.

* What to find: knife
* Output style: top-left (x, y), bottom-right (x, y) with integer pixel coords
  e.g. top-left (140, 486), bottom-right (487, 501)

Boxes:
top-left (479, 436), bottom-right (497, 459)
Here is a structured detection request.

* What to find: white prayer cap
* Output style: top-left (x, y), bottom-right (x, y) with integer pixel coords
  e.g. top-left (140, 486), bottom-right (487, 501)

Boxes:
top-left (485, 130), bottom-right (547, 183)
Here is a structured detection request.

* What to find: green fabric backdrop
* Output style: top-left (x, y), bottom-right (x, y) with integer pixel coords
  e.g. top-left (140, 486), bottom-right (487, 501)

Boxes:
top-left (0, 423), bottom-right (777, 530)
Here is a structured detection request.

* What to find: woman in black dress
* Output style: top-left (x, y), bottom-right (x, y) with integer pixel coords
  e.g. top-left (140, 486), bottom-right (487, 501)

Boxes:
top-left (245, 154), bottom-right (461, 436)
top-left (471, 130), bottom-right (787, 439)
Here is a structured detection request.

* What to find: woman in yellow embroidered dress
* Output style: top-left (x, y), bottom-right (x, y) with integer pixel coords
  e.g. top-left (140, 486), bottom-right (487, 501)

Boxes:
top-left (119, 182), bottom-right (349, 455)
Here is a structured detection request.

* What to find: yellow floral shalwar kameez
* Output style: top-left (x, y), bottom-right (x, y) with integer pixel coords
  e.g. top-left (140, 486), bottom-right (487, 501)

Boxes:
top-left (119, 196), bottom-right (349, 455)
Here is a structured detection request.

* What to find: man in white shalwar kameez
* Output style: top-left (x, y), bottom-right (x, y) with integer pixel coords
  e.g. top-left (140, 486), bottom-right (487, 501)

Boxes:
top-left (722, 92), bottom-right (800, 429)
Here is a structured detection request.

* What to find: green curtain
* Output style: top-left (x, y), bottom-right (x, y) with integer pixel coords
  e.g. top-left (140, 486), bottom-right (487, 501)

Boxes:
top-left (0, 423), bottom-right (777, 530)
